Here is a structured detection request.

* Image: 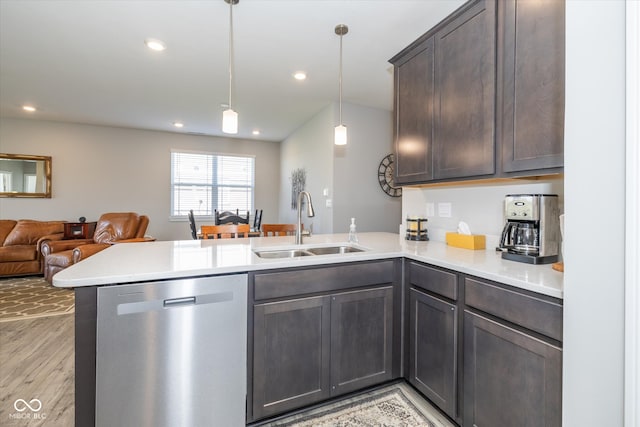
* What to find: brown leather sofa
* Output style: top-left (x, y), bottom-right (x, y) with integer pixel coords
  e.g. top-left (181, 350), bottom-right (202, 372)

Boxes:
top-left (42, 212), bottom-right (150, 284)
top-left (0, 219), bottom-right (65, 277)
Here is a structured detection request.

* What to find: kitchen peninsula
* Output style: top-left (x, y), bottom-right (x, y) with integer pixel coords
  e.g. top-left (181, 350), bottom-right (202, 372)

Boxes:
top-left (54, 232), bottom-right (562, 297)
top-left (55, 232), bottom-right (563, 426)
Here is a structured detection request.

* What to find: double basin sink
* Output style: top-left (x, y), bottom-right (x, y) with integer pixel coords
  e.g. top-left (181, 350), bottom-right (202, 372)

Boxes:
top-left (254, 244), bottom-right (365, 259)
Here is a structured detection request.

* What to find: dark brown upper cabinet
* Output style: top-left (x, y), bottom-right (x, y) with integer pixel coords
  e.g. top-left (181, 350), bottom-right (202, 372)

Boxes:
top-left (499, 0), bottom-right (565, 173)
top-left (433, 0), bottom-right (496, 180)
top-left (390, 0), bottom-right (564, 185)
top-left (393, 38), bottom-right (435, 183)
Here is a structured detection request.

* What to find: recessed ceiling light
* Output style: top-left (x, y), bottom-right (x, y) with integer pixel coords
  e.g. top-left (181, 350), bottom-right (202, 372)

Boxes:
top-left (173, 122), bottom-right (184, 128)
top-left (145, 38), bottom-right (166, 51)
top-left (22, 105), bottom-right (36, 112)
top-left (252, 130), bottom-right (260, 135)
top-left (293, 72), bottom-right (307, 81)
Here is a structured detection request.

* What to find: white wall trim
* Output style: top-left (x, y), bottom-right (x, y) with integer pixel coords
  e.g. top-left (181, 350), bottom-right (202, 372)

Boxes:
top-left (625, 2), bottom-right (640, 426)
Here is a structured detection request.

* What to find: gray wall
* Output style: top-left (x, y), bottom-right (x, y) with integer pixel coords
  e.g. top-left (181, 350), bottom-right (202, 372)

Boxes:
top-left (279, 101), bottom-right (401, 235)
top-left (278, 105), bottom-right (334, 234)
top-left (333, 103), bottom-right (401, 233)
top-left (0, 117), bottom-right (281, 241)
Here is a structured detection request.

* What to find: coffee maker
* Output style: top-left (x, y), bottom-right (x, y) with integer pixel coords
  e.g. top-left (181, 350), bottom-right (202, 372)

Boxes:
top-left (498, 194), bottom-right (560, 264)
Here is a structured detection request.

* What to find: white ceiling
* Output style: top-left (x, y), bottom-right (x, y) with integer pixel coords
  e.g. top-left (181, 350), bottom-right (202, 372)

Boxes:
top-left (0, 0), bottom-right (464, 142)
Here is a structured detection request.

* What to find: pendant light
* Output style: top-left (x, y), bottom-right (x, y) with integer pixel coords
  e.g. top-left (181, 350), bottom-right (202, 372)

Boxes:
top-left (222, 0), bottom-right (239, 134)
top-left (334, 24), bottom-right (348, 146)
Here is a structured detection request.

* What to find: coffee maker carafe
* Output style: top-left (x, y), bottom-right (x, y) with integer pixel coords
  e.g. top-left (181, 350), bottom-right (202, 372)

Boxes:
top-left (499, 194), bottom-right (560, 264)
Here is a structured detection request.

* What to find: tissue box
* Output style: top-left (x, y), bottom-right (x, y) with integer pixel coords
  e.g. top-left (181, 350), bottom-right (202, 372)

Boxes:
top-left (446, 232), bottom-right (486, 250)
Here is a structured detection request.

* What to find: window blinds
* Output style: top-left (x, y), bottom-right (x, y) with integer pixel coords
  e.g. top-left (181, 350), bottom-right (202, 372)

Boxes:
top-left (171, 151), bottom-right (254, 217)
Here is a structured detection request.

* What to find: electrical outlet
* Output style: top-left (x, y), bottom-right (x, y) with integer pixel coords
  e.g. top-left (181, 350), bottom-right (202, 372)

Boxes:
top-left (438, 202), bottom-right (452, 218)
top-left (326, 199), bottom-right (332, 208)
top-left (426, 203), bottom-right (435, 217)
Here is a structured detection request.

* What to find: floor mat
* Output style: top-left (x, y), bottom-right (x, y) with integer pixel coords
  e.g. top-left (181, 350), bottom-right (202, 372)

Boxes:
top-left (271, 384), bottom-right (444, 427)
top-left (0, 276), bottom-right (74, 322)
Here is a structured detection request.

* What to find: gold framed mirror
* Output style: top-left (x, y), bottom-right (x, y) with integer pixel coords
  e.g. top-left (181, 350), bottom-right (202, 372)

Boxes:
top-left (0, 153), bottom-right (52, 198)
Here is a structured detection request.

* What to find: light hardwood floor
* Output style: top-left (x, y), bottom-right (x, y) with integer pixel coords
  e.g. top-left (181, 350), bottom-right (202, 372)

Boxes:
top-left (0, 314), bottom-right (74, 427)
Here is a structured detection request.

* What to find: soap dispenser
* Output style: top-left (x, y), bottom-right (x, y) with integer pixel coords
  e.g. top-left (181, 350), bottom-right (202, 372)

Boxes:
top-left (348, 218), bottom-right (358, 243)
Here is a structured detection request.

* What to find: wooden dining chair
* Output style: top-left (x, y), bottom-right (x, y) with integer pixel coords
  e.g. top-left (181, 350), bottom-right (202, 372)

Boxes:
top-left (261, 223), bottom-right (297, 237)
top-left (201, 224), bottom-right (251, 239)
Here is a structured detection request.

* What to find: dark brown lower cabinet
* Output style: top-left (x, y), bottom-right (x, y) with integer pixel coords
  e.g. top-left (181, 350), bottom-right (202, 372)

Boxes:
top-left (252, 295), bottom-right (331, 419)
top-left (252, 286), bottom-right (394, 421)
top-left (331, 287), bottom-right (394, 396)
top-left (251, 259), bottom-right (562, 425)
top-left (463, 310), bottom-right (562, 427)
top-left (408, 288), bottom-right (457, 419)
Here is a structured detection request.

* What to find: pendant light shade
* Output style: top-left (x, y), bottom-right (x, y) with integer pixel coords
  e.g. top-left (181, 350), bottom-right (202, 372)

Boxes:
top-left (222, 0), bottom-right (239, 134)
top-left (222, 108), bottom-right (238, 134)
top-left (334, 24), bottom-right (348, 145)
top-left (334, 124), bottom-right (347, 146)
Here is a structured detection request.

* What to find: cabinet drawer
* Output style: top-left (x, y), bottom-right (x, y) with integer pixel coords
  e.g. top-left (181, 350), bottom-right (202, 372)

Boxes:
top-left (408, 262), bottom-right (457, 300)
top-left (253, 260), bottom-right (395, 301)
top-left (464, 277), bottom-right (562, 342)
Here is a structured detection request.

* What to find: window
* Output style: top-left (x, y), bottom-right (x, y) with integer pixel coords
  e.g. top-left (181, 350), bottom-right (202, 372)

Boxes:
top-left (170, 150), bottom-right (255, 218)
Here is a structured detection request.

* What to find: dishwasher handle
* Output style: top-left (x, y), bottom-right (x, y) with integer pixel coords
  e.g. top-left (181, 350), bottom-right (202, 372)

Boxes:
top-left (163, 296), bottom-right (196, 307)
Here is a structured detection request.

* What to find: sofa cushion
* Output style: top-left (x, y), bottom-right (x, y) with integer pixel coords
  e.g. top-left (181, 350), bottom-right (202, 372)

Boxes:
top-left (0, 260), bottom-right (41, 277)
top-left (0, 220), bottom-right (17, 245)
top-left (3, 220), bottom-right (65, 246)
top-left (0, 245), bottom-right (37, 262)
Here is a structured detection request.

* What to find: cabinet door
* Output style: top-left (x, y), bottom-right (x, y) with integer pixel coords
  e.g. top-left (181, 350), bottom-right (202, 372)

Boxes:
top-left (394, 38), bottom-right (435, 184)
top-left (330, 287), bottom-right (394, 395)
top-left (409, 289), bottom-right (457, 419)
top-left (501, 0), bottom-right (565, 173)
top-left (463, 311), bottom-right (562, 427)
top-left (252, 296), bottom-right (331, 420)
top-left (434, 0), bottom-right (496, 179)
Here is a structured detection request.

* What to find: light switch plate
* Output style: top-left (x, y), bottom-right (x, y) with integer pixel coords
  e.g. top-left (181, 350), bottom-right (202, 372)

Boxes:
top-left (438, 202), bottom-right (452, 218)
top-left (426, 203), bottom-right (435, 217)
top-left (326, 199), bottom-right (332, 208)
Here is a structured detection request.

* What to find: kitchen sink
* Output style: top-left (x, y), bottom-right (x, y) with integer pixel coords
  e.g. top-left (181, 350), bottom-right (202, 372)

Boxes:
top-left (254, 249), bottom-right (314, 259)
top-left (306, 245), bottom-right (364, 255)
top-left (254, 245), bottom-right (365, 259)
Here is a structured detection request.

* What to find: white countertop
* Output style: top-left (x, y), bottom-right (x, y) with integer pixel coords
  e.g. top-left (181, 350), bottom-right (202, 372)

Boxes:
top-left (52, 232), bottom-right (563, 299)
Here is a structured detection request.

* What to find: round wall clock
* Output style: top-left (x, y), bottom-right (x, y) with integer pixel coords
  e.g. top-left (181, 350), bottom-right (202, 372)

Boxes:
top-left (377, 154), bottom-right (402, 197)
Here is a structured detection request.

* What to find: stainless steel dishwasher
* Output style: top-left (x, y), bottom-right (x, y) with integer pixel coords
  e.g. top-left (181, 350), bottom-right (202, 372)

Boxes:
top-left (95, 274), bottom-right (247, 427)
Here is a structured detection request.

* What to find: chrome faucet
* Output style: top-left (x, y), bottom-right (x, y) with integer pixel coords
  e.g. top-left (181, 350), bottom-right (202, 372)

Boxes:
top-left (296, 191), bottom-right (315, 244)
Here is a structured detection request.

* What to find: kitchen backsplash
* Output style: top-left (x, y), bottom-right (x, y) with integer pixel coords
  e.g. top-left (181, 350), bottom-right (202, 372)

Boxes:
top-left (401, 177), bottom-right (564, 249)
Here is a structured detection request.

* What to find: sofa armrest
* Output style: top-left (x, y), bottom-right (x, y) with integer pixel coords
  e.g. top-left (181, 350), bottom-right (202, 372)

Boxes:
top-left (73, 243), bottom-right (110, 262)
top-left (37, 233), bottom-right (63, 261)
top-left (37, 232), bottom-right (65, 255)
top-left (41, 239), bottom-right (94, 257)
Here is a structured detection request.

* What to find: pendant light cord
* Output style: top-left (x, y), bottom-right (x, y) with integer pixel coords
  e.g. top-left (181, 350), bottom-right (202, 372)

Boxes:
top-left (227, 0), bottom-right (234, 110)
top-left (338, 31), bottom-right (343, 125)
